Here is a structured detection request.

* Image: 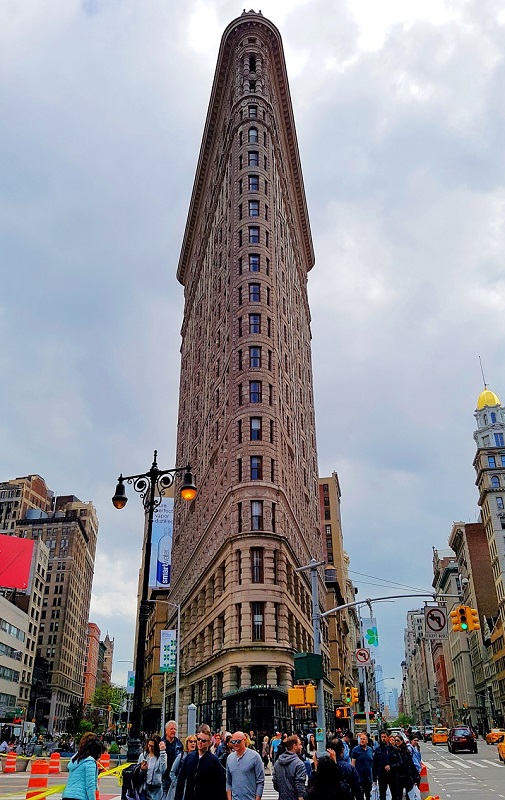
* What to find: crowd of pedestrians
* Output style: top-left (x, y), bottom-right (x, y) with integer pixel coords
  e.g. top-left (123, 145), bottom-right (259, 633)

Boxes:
top-left (141, 721), bottom-right (423, 800)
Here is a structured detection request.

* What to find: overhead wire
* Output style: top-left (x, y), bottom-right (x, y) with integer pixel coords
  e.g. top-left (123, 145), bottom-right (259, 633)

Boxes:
top-left (348, 569), bottom-right (433, 594)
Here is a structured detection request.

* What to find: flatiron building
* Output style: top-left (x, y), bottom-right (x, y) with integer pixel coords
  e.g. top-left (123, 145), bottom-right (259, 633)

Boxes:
top-left (168, 10), bottom-right (328, 735)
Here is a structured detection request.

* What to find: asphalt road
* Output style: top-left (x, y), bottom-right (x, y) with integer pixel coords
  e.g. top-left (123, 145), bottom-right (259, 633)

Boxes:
top-left (422, 738), bottom-right (505, 799)
top-left (0, 771), bottom-right (122, 800)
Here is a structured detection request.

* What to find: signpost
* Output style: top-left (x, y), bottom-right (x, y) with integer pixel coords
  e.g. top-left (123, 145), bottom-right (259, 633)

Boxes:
top-left (355, 648), bottom-right (371, 666)
top-left (424, 604), bottom-right (448, 640)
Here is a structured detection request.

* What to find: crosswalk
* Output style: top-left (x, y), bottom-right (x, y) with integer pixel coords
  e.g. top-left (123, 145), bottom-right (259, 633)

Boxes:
top-left (262, 775), bottom-right (277, 799)
top-left (423, 757), bottom-right (503, 770)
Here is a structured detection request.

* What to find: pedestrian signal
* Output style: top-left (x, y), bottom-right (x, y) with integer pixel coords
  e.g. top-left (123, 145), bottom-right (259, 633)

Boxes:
top-left (335, 706), bottom-right (350, 719)
top-left (351, 687), bottom-right (359, 704)
top-left (288, 687), bottom-right (306, 706)
top-left (288, 684), bottom-right (317, 707)
top-left (305, 684), bottom-right (316, 705)
top-left (344, 686), bottom-right (352, 704)
top-left (468, 607), bottom-right (480, 631)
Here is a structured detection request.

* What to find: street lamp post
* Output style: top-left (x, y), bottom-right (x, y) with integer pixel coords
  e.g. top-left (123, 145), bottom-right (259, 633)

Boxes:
top-left (112, 450), bottom-right (196, 761)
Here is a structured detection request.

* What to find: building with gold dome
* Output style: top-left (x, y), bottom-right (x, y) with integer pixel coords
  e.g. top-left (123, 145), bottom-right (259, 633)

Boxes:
top-left (473, 386), bottom-right (505, 722)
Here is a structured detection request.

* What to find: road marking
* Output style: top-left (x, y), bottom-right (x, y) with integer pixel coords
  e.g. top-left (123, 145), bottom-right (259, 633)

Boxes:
top-left (482, 758), bottom-right (502, 767)
top-left (437, 760), bottom-right (454, 769)
top-left (466, 759), bottom-right (487, 768)
top-left (422, 761), bottom-right (435, 769)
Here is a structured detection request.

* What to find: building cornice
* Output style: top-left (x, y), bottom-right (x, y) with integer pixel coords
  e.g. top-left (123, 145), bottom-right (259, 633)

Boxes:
top-left (177, 12), bottom-right (314, 285)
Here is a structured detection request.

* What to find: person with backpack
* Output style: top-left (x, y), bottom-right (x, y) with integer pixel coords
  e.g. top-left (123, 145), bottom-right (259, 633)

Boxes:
top-left (326, 738), bottom-right (362, 799)
top-left (272, 735), bottom-right (307, 800)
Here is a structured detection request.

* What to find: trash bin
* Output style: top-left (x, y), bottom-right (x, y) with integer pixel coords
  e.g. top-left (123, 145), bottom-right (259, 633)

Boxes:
top-left (121, 763), bottom-right (136, 800)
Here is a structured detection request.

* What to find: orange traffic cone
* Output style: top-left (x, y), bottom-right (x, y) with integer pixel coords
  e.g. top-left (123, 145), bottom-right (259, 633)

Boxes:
top-left (4, 751), bottom-right (17, 773)
top-left (26, 759), bottom-right (49, 800)
top-left (419, 763), bottom-right (430, 799)
top-left (49, 752), bottom-right (61, 774)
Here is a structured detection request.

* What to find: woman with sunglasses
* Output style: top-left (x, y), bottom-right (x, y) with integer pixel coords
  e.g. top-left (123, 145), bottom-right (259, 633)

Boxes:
top-left (166, 736), bottom-right (197, 800)
top-left (138, 735), bottom-right (167, 800)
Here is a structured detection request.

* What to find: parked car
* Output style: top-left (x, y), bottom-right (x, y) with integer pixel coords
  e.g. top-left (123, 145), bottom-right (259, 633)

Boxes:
top-left (485, 728), bottom-right (505, 745)
top-left (448, 726), bottom-right (478, 754)
top-left (389, 728), bottom-right (408, 742)
top-left (432, 726), bottom-right (449, 745)
top-left (423, 726), bottom-right (433, 742)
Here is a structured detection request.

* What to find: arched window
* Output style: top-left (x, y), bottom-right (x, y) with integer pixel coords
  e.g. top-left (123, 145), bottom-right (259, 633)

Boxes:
top-left (491, 475), bottom-right (500, 488)
top-left (248, 127), bottom-right (258, 143)
top-left (491, 412), bottom-right (497, 423)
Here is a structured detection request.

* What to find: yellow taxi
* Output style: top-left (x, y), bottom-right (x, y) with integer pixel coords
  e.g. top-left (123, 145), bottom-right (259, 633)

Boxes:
top-left (486, 728), bottom-right (505, 744)
top-left (432, 726), bottom-right (449, 745)
top-left (498, 739), bottom-right (505, 762)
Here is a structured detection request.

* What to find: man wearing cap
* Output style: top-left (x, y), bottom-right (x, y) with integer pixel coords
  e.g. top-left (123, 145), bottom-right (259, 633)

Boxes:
top-left (226, 731), bottom-right (264, 800)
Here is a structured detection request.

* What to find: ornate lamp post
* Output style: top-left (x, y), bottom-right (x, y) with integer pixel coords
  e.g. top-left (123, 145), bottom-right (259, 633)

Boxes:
top-left (112, 450), bottom-right (196, 760)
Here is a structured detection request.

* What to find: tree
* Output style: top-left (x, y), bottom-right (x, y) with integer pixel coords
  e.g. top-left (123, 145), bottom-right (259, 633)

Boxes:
top-left (66, 701), bottom-right (84, 734)
top-left (392, 713), bottom-right (414, 728)
top-left (90, 684), bottom-right (126, 713)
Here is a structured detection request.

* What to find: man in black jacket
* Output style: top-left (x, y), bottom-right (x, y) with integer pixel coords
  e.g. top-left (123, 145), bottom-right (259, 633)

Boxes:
top-left (372, 731), bottom-right (401, 800)
top-left (174, 724), bottom-right (225, 800)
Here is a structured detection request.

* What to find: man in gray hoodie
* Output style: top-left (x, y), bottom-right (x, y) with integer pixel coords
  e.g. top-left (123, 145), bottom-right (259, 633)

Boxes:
top-left (272, 735), bottom-right (306, 800)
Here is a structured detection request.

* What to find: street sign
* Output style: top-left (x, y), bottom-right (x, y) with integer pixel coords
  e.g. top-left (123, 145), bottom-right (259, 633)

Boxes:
top-left (424, 604), bottom-right (448, 640)
top-left (356, 647), bottom-right (371, 665)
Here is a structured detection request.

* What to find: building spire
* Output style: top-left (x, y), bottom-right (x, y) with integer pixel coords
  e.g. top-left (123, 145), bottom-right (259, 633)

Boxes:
top-left (479, 355), bottom-right (487, 388)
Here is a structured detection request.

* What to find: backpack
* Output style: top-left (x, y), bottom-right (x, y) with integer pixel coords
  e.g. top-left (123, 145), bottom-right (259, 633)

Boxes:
top-left (335, 761), bottom-right (353, 800)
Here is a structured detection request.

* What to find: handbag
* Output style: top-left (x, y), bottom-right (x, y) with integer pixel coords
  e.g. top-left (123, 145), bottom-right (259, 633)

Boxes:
top-left (371, 784), bottom-right (380, 800)
top-left (408, 786), bottom-right (421, 800)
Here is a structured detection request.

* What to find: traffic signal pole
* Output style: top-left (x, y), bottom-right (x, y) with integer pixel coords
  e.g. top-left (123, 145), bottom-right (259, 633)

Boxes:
top-left (297, 559), bottom-right (326, 747)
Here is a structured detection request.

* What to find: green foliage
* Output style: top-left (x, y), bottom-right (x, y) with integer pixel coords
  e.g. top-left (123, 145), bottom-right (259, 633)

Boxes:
top-left (392, 713), bottom-right (414, 728)
top-left (108, 742), bottom-right (120, 754)
top-left (90, 684), bottom-right (126, 713)
top-left (66, 701), bottom-right (84, 734)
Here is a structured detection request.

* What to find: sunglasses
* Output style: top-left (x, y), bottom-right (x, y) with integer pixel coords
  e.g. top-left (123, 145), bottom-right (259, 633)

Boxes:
top-left (230, 739), bottom-right (244, 745)
top-left (196, 737), bottom-right (209, 743)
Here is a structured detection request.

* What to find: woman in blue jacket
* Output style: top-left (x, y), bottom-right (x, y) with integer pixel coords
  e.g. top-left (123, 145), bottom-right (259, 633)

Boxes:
top-left (63, 734), bottom-right (104, 800)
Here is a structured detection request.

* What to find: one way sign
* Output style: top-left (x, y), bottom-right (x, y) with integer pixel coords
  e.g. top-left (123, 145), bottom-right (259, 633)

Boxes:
top-left (424, 604), bottom-right (448, 640)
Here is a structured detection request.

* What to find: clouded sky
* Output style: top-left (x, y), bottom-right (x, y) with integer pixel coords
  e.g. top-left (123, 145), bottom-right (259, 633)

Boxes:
top-left (2, 0), bottom-right (504, 698)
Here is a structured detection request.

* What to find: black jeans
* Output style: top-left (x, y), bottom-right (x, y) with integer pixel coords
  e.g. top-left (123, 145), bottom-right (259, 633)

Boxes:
top-left (378, 776), bottom-right (399, 800)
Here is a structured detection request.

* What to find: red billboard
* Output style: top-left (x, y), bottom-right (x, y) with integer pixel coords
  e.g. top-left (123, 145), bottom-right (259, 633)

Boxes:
top-left (0, 535), bottom-right (34, 590)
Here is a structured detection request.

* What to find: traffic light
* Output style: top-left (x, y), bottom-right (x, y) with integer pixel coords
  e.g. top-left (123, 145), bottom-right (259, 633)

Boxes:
top-left (450, 604), bottom-right (470, 632)
top-left (468, 607), bottom-right (480, 631)
top-left (458, 605), bottom-right (469, 631)
top-left (351, 687), bottom-right (359, 704)
top-left (344, 686), bottom-right (352, 704)
top-left (335, 706), bottom-right (350, 720)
